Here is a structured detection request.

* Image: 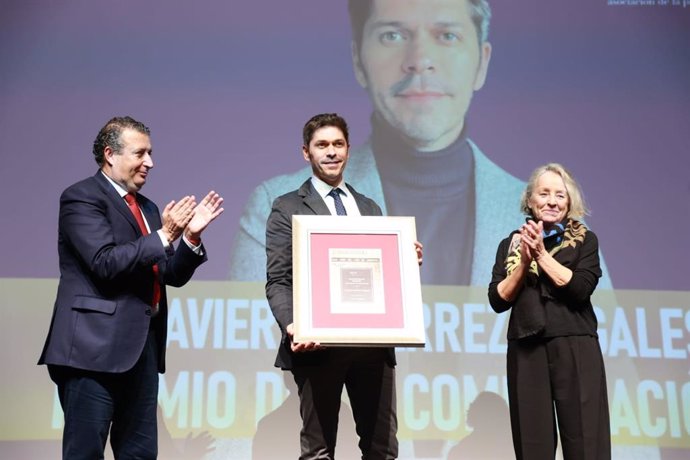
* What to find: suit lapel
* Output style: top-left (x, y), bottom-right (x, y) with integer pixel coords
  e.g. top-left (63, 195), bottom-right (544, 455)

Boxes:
top-left (298, 178), bottom-right (379, 217)
top-left (472, 143), bottom-right (501, 285)
top-left (344, 140), bottom-right (387, 214)
top-left (349, 184), bottom-right (377, 216)
top-left (470, 141), bottom-right (525, 285)
top-left (93, 172), bottom-right (142, 234)
top-left (138, 197), bottom-right (161, 232)
top-left (93, 172), bottom-right (153, 235)
top-left (298, 180), bottom-right (330, 216)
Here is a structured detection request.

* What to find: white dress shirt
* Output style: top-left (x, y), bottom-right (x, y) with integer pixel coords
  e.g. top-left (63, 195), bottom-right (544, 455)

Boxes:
top-left (310, 176), bottom-right (361, 216)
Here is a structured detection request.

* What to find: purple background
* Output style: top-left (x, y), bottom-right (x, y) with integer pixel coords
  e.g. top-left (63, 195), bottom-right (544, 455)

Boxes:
top-left (1, 0), bottom-right (689, 289)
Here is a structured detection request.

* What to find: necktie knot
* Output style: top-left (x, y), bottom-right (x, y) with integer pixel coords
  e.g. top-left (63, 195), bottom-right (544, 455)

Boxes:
top-left (328, 188), bottom-right (347, 216)
top-left (124, 192), bottom-right (137, 206)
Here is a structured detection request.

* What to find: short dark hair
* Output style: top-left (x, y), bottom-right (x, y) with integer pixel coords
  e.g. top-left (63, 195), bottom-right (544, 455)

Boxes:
top-left (92, 116), bottom-right (150, 167)
top-left (302, 113), bottom-right (350, 147)
top-left (348, 0), bottom-right (491, 52)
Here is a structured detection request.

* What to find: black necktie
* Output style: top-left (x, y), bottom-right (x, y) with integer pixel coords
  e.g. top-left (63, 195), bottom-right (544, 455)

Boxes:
top-left (328, 188), bottom-right (347, 216)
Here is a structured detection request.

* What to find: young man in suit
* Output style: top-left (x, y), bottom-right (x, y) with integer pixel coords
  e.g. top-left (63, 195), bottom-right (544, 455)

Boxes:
top-left (265, 113), bottom-right (421, 459)
top-left (38, 116), bottom-right (223, 459)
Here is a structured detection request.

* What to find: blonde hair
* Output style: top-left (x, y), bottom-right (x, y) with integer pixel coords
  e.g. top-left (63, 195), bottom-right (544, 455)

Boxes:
top-left (520, 163), bottom-right (589, 219)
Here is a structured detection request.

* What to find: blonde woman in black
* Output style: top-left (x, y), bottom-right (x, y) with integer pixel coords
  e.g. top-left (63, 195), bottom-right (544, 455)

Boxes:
top-left (488, 163), bottom-right (610, 460)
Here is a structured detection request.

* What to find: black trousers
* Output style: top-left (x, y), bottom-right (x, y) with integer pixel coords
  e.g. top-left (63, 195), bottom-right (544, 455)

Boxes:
top-left (291, 347), bottom-right (397, 460)
top-left (507, 335), bottom-right (611, 460)
top-left (49, 329), bottom-right (159, 460)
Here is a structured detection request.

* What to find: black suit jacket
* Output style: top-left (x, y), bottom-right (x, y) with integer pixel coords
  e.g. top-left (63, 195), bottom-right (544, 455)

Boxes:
top-left (265, 179), bottom-right (395, 369)
top-left (38, 172), bottom-right (207, 374)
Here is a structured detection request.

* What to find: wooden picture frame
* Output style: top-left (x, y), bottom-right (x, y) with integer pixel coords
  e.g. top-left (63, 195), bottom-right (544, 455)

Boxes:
top-left (292, 215), bottom-right (425, 347)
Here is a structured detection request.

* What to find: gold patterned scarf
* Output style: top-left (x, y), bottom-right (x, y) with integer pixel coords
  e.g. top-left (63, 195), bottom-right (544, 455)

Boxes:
top-left (505, 219), bottom-right (587, 277)
top-left (503, 219), bottom-right (589, 338)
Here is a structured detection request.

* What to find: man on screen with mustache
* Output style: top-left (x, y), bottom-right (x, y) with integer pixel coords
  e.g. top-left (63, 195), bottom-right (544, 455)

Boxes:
top-left (229, 0), bottom-right (611, 286)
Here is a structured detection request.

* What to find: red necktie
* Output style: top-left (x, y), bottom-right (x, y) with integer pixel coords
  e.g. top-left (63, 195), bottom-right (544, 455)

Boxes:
top-left (125, 193), bottom-right (161, 313)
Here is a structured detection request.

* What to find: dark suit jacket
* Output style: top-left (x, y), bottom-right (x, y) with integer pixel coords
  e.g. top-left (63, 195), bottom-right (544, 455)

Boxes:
top-left (265, 179), bottom-right (395, 369)
top-left (38, 172), bottom-right (207, 374)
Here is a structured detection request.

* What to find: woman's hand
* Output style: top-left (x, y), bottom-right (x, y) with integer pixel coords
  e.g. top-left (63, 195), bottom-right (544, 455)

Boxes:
top-left (521, 220), bottom-right (546, 261)
top-left (521, 219), bottom-right (573, 286)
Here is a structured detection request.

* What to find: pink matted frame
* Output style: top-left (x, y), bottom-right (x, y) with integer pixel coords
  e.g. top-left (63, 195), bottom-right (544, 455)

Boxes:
top-left (292, 215), bottom-right (425, 347)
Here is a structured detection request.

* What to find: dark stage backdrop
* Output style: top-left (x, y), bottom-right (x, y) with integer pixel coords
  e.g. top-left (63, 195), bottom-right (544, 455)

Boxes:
top-left (1, 1), bottom-right (688, 459)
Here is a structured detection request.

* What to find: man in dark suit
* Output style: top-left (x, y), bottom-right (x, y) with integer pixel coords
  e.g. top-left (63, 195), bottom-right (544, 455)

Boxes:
top-left (38, 116), bottom-right (223, 459)
top-left (266, 113), bottom-right (421, 459)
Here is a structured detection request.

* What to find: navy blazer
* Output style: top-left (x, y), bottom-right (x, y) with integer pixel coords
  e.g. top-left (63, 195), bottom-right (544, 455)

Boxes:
top-left (265, 179), bottom-right (395, 370)
top-left (38, 172), bottom-right (206, 374)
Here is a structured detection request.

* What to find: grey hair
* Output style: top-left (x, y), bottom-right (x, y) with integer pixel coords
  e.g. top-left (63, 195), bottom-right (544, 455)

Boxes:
top-left (520, 163), bottom-right (590, 220)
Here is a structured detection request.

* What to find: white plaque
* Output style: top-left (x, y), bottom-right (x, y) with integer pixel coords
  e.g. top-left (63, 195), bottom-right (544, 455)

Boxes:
top-left (328, 247), bottom-right (385, 314)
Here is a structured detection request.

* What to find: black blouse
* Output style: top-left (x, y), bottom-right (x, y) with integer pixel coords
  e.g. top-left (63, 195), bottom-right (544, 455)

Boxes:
top-left (488, 228), bottom-right (603, 341)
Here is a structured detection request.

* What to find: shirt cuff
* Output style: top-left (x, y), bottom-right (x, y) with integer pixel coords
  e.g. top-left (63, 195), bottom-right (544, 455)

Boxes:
top-left (183, 234), bottom-right (204, 256)
top-left (156, 229), bottom-right (170, 249)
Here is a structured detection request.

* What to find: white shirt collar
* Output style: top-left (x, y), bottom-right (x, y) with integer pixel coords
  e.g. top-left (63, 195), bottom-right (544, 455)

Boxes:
top-left (101, 171), bottom-right (128, 198)
top-left (310, 176), bottom-right (350, 200)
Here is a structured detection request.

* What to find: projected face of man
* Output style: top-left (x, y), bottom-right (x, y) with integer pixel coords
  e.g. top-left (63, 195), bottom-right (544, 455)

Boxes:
top-left (353, 0), bottom-right (491, 152)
